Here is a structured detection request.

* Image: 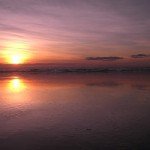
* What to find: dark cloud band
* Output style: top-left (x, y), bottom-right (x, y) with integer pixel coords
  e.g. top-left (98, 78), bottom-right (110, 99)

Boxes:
top-left (86, 56), bottom-right (123, 61)
top-left (131, 54), bottom-right (150, 58)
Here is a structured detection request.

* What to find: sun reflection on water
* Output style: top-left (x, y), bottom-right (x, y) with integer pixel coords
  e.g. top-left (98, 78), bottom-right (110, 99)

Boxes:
top-left (3, 76), bottom-right (30, 106)
top-left (8, 77), bottom-right (26, 93)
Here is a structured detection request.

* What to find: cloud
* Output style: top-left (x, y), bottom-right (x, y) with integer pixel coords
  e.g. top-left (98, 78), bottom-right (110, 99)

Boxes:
top-left (131, 54), bottom-right (150, 58)
top-left (86, 56), bottom-right (123, 61)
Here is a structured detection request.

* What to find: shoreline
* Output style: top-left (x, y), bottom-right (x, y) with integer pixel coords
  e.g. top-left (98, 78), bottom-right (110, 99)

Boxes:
top-left (0, 67), bottom-right (150, 73)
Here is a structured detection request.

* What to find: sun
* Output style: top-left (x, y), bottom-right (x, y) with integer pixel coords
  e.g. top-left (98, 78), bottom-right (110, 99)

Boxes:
top-left (7, 51), bottom-right (27, 64)
top-left (3, 41), bottom-right (31, 64)
top-left (11, 54), bottom-right (23, 64)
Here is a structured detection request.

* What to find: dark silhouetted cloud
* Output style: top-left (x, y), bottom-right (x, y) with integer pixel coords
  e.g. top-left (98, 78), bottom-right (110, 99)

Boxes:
top-left (86, 56), bottom-right (123, 61)
top-left (131, 54), bottom-right (150, 58)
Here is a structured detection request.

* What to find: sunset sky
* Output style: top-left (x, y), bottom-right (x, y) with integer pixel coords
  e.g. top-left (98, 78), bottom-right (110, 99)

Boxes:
top-left (0, 0), bottom-right (149, 66)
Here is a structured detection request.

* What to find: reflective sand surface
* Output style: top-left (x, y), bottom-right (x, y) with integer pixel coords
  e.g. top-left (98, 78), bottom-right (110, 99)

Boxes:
top-left (0, 73), bottom-right (150, 150)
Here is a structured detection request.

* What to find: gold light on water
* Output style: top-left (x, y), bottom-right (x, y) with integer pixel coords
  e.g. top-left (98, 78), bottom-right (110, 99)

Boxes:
top-left (3, 77), bottom-right (29, 106)
top-left (8, 77), bottom-right (26, 92)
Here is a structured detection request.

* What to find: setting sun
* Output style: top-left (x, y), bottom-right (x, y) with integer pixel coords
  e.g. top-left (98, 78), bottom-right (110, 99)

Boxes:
top-left (6, 51), bottom-right (28, 64)
top-left (11, 54), bottom-right (24, 64)
top-left (2, 41), bottom-right (31, 64)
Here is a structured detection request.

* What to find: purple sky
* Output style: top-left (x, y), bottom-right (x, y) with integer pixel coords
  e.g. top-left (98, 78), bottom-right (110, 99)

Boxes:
top-left (0, 0), bottom-right (150, 65)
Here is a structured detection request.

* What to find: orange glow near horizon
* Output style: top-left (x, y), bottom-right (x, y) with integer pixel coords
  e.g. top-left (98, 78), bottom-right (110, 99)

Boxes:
top-left (2, 41), bottom-right (31, 64)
